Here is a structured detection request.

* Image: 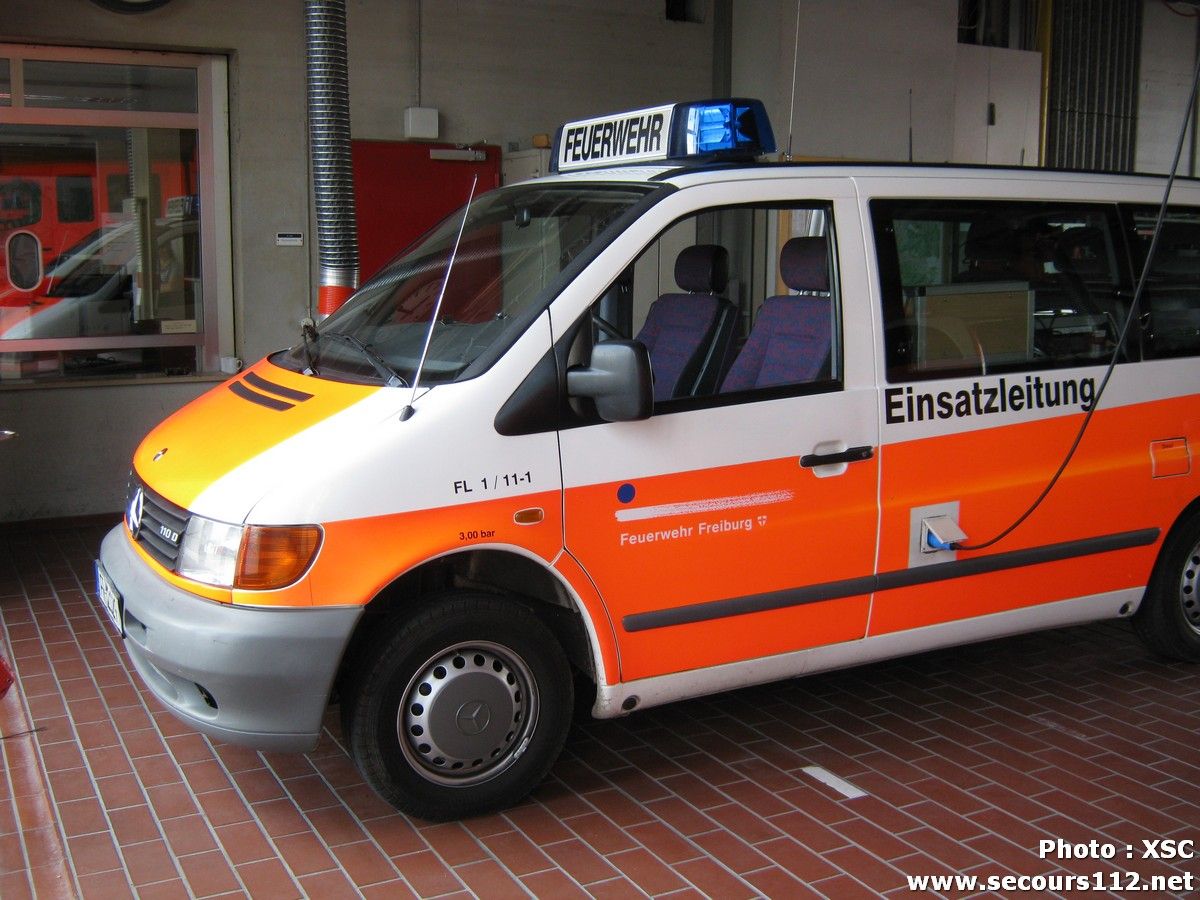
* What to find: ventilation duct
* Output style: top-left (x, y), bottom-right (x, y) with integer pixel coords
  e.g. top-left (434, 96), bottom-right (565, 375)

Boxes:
top-left (1045, 0), bottom-right (1142, 172)
top-left (306, 0), bottom-right (359, 316)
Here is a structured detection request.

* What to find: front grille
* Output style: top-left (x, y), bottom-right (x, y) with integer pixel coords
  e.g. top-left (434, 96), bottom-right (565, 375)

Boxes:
top-left (125, 476), bottom-right (189, 571)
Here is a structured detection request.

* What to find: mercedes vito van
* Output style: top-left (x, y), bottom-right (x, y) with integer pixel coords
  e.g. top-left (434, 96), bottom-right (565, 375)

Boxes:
top-left (97, 99), bottom-right (1200, 819)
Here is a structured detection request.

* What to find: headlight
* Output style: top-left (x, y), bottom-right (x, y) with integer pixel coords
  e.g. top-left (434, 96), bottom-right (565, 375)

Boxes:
top-left (177, 517), bottom-right (322, 590)
top-left (177, 516), bottom-right (242, 587)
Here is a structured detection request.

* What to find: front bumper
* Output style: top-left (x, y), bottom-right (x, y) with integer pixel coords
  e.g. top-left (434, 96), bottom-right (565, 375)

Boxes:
top-left (98, 525), bottom-right (363, 751)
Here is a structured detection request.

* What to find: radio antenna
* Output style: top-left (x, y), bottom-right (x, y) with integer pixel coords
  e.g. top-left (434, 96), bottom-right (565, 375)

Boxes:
top-left (400, 174), bottom-right (479, 421)
top-left (908, 89), bottom-right (914, 162)
top-left (785, 0), bottom-right (801, 160)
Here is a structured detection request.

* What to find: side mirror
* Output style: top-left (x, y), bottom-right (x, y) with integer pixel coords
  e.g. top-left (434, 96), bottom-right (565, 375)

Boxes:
top-left (566, 340), bottom-right (653, 422)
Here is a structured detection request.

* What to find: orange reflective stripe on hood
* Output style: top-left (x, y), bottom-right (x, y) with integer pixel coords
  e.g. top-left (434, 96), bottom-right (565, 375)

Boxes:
top-left (133, 359), bottom-right (378, 511)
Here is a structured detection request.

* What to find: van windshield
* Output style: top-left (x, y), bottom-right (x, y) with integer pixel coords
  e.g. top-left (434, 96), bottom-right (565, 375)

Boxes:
top-left (274, 182), bottom-right (659, 386)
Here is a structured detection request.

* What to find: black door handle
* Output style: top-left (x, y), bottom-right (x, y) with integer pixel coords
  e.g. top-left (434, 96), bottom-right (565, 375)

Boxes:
top-left (800, 445), bottom-right (874, 468)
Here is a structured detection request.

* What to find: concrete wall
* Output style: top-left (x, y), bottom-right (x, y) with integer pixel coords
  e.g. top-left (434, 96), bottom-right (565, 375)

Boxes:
top-left (732, 0), bottom-right (958, 162)
top-left (349, 1), bottom-right (716, 150)
top-left (1135, 0), bottom-right (1198, 175)
top-left (0, 380), bottom-right (214, 522)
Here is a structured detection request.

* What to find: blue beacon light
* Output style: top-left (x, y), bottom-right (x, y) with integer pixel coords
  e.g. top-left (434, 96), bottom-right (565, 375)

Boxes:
top-left (675, 99), bottom-right (777, 159)
top-left (551, 98), bottom-right (776, 172)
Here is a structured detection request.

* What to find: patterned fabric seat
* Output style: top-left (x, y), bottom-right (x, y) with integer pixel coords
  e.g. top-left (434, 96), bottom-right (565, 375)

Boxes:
top-left (636, 244), bottom-right (735, 401)
top-left (720, 236), bottom-right (832, 392)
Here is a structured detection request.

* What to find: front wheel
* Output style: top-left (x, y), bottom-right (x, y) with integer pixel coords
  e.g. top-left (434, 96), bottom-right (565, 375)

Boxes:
top-left (342, 593), bottom-right (573, 820)
top-left (1133, 507), bottom-right (1200, 661)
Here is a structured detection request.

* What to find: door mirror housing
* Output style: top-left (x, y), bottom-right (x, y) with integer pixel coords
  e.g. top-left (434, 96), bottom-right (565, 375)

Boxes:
top-left (567, 340), bottom-right (653, 422)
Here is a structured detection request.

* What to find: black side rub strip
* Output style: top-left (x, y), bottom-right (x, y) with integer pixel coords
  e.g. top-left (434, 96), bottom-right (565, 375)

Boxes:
top-left (244, 371), bottom-right (315, 403)
top-left (229, 380), bottom-right (294, 411)
top-left (622, 528), bottom-right (1160, 633)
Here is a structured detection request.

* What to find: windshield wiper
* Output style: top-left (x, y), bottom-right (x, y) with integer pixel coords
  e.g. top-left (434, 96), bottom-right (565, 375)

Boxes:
top-left (299, 318), bottom-right (321, 376)
top-left (319, 329), bottom-right (408, 387)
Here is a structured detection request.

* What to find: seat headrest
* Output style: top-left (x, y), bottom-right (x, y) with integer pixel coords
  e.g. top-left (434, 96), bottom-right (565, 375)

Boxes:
top-left (779, 236), bottom-right (829, 293)
top-left (964, 219), bottom-right (1016, 264)
top-left (675, 244), bottom-right (729, 294)
top-left (1052, 226), bottom-right (1109, 277)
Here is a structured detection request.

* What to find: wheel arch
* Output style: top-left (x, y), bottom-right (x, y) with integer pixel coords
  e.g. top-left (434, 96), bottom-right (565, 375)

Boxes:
top-left (1165, 493), bottom-right (1200, 538)
top-left (1131, 492), bottom-right (1200, 660)
top-left (1146, 494), bottom-right (1200, 587)
top-left (335, 546), bottom-right (602, 698)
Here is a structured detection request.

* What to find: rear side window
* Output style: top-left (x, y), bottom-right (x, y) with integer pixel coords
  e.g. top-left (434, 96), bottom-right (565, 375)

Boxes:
top-left (56, 175), bottom-right (94, 223)
top-left (0, 179), bottom-right (41, 229)
top-left (1126, 206), bottom-right (1200, 360)
top-left (872, 199), bottom-right (1129, 382)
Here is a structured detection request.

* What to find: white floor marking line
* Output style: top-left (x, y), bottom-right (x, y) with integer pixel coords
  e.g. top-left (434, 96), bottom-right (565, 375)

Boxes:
top-left (802, 765), bottom-right (867, 799)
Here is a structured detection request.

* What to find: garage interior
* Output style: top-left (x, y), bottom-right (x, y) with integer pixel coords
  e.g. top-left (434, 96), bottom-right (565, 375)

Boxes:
top-left (2, 0), bottom-right (1200, 896)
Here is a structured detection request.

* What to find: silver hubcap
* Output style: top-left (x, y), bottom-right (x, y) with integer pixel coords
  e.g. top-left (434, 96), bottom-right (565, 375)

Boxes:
top-left (1180, 538), bottom-right (1200, 635)
top-left (398, 641), bottom-right (538, 786)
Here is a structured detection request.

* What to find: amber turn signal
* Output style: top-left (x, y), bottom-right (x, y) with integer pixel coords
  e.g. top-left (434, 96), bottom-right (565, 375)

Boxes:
top-left (235, 525), bottom-right (322, 590)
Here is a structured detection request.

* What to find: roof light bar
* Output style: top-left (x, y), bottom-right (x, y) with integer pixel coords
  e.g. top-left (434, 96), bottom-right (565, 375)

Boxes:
top-left (552, 98), bottom-right (776, 173)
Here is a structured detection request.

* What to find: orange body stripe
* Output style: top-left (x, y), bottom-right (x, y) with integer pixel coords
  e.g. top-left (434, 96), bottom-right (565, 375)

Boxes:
top-left (564, 455), bottom-right (879, 681)
top-left (869, 397), bottom-right (1194, 634)
top-left (270, 489), bottom-right (567, 608)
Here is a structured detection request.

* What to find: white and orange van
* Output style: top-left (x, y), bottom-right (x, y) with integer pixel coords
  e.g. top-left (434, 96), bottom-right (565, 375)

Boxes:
top-left (97, 99), bottom-right (1200, 819)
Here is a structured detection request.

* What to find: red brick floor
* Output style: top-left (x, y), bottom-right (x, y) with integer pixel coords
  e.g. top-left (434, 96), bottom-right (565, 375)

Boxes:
top-left (2, 519), bottom-right (1199, 898)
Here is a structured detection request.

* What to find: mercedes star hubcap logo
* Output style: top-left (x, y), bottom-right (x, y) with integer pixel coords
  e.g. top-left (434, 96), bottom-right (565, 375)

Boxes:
top-left (455, 700), bottom-right (491, 736)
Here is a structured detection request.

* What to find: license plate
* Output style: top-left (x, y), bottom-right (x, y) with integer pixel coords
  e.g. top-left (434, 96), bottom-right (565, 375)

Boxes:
top-left (94, 561), bottom-right (124, 637)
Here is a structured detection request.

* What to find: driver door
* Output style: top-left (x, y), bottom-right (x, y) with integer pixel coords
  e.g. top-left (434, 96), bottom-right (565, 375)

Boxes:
top-left (558, 186), bottom-right (880, 683)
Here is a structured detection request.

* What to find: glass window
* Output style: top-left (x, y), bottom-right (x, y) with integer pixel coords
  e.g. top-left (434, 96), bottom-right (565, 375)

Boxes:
top-left (872, 199), bottom-right (1130, 381)
top-left (0, 46), bottom-right (224, 384)
top-left (0, 125), bottom-right (202, 376)
top-left (56, 175), bottom-right (95, 223)
top-left (0, 180), bottom-right (40, 230)
top-left (23, 60), bottom-right (197, 113)
top-left (584, 202), bottom-right (840, 410)
top-left (272, 183), bottom-right (659, 386)
top-left (1126, 206), bottom-right (1200, 360)
top-left (0, 59), bottom-right (10, 107)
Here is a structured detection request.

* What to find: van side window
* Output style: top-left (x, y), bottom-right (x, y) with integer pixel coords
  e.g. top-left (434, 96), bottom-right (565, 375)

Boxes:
top-left (1126, 206), bottom-right (1200, 360)
top-left (872, 200), bottom-right (1130, 381)
top-left (589, 203), bottom-right (840, 409)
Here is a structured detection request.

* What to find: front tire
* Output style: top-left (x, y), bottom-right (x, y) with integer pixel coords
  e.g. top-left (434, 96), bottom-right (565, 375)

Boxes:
top-left (342, 593), bottom-right (572, 820)
top-left (1134, 507), bottom-right (1200, 661)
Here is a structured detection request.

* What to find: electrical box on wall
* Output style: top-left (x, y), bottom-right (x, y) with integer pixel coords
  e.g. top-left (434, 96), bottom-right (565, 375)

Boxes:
top-left (502, 148), bottom-right (551, 185)
top-left (404, 106), bottom-right (439, 140)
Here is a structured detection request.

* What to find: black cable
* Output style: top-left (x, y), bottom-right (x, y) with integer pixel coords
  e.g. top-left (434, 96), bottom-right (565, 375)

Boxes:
top-left (952, 49), bottom-right (1200, 553)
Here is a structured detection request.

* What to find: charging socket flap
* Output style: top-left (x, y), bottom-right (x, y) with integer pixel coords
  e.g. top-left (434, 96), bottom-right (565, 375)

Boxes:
top-left (909, 502), bottom-right (963, 567)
